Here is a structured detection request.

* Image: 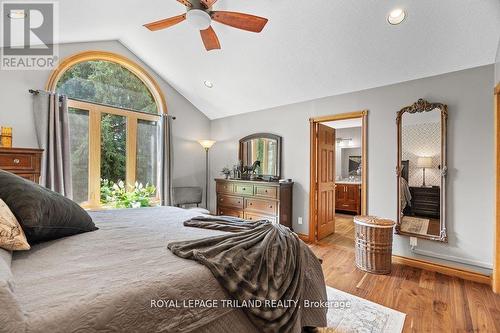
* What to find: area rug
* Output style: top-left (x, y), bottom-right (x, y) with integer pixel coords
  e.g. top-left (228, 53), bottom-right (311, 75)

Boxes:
top-left (325, 286), bottom-right (406, 333)
top-left (400, 216), bottom-right (429, 235)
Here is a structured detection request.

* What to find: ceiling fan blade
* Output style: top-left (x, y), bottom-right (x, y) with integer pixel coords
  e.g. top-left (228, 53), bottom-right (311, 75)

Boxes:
top-left (177, 0), bottom-right (192, 7)
top-left (211, 11), bottom-right (268, 33)
top-left (201, 0), bottom-right (217, 8)
top-left (143, 14), bottom-right (186, 31)
top-left (200, 26), bottom-right (221, 51)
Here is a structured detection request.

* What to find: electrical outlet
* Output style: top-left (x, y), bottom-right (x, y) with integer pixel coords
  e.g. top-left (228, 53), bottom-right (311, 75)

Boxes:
top-left (298, 217), bottom-right (303, 225)
top-left (410, 237), bottom-right (417, 248)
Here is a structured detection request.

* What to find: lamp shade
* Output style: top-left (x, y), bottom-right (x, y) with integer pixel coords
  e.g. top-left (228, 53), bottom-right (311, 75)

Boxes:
top-left (417, 157), bottom-right (432, 168)
top-left (198, 140), bottom-right (216, 149)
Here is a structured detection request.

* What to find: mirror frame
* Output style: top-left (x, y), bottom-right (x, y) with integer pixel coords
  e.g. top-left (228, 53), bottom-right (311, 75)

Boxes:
top-left (395, 99), bottom-right (448, 242)
top-left (239, 133), bottom-right (282, 179)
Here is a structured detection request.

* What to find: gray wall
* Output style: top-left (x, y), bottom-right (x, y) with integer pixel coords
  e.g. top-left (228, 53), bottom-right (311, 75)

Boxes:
top-left (210, 65), bottom-right (495, 272)
top-left (0, 40), bottom-right (211, 199)
top-left (496, 38), bottom-right (500, 84)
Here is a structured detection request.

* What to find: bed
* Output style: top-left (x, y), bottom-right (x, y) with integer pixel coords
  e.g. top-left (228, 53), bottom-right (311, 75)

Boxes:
top-left (9, 207), bottom-right (327, 333)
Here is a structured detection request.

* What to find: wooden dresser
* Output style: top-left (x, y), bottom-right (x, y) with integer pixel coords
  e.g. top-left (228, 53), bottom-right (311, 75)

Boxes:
top-left (0, 147), bottom-right (43, 184)
top-left (335, 183), bottom-right (361, 214)
top-left (215, 178), bottom-right (294, 229)
top-left (409, 186), bottom-right (440, 218)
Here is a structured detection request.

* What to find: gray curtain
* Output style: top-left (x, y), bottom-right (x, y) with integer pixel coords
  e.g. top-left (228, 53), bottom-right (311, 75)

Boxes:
top-left (160, 114), bottom-right (174, 206)
top-left (33, 92), bottom-right (73, 199)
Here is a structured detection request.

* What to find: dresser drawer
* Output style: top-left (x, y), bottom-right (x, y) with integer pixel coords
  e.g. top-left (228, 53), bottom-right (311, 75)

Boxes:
top-left (218, 195), bottom-right (243, 209)
top-left (337, 202), bottom-right (357, 212)
top-left (0, 153), bottom-right (34, 170)
top-left (216, 182), bottom-right (234, 194)
top-left (235, 183), bottom-right (254, 195)
top-left (244, 212), bottom-right (276, 224)
top-left (17, 173), bottom-right (38, 182)
top-left (255, 185), bottom-right (278, 199)
top-left (245, 198), bottom-right (277, 215)
top-left (218, 208), bottom-right (244, 219)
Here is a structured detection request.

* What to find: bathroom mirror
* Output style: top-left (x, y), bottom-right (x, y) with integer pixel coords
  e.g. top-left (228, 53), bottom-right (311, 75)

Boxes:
top-left (239, 133), bottom-right (282, 179)
top-left (396, 99), bottom-right (448, 242)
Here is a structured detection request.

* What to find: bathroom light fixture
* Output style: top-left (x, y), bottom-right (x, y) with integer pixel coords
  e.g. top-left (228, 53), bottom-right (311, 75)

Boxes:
top-left (387, 8), bottom-right (406, 25)
top-left (7, 10), bottom-right (27, 19)
top-left (336, 138), bottom-right (353, 147)
top-left (204, 80), bottom-right (214, 88)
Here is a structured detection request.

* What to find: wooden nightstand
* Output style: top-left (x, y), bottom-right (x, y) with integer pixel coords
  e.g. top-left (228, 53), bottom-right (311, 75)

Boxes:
top-left (0, 147), bottom-right (43, 184)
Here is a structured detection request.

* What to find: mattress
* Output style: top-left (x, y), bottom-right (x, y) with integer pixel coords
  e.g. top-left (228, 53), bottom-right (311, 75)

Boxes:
top-left (10, 207), bottom-right (326, 333)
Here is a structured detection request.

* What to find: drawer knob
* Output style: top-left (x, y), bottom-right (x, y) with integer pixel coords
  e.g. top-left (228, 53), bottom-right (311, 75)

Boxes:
top-left (269, 205), bottom-right (273, 208)
top-left (265, 190), bottom-right (268, 193)
top-left (249, 203), bottom-right (253, 205)
top-left (221, 198), bottom-right (224, 201)
top-left (13, 158), bottom-right (20, 164)
top-left (242, 188), bottom-right (246, 190)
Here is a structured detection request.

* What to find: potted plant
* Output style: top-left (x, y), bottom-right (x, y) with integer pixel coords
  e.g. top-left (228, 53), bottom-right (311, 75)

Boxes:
top-left (221, 167), bottom-right (231, 179)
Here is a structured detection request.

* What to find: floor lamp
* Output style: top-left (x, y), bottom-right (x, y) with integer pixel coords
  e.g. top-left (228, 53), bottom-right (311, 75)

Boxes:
top-left (198, 140), bottom-right (216, 209)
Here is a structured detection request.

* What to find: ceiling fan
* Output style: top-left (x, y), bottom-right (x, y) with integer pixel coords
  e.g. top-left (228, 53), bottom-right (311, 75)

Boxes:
top-left (143, 0), bottom-right (268, 51)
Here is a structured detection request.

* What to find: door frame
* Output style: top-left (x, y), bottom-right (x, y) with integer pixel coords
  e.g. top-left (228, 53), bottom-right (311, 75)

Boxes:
top-left (494, 82), bottom-right (500, 293)
top-left (308, 110), bottom-right (368, 243)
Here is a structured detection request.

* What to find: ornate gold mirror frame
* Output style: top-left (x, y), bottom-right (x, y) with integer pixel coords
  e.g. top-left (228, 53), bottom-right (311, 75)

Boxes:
top-left (395, 99), bottom-right (448, 242)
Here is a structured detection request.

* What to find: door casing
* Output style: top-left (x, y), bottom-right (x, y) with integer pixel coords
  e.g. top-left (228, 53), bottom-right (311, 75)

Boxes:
top-left (308, 110), bottom-right (368, 244)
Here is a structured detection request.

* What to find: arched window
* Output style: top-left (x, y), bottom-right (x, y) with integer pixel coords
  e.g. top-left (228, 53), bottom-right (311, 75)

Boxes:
top-left (47, 51), bottom-right (167, 208)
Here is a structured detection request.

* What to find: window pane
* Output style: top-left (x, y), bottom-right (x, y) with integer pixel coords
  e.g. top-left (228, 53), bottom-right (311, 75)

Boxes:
top-left (101, 113), bottom-right (126, 184)
top-left (68, 107), bottom-right (89, 204)
top-left (56, 60), bottom-right (158, 114)
top-left (136, 119), bottom-right (158, 189)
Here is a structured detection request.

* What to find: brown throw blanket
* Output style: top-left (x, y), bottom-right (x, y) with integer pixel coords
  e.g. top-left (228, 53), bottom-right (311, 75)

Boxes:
top-left (168, 216), bottom-right (327, 333)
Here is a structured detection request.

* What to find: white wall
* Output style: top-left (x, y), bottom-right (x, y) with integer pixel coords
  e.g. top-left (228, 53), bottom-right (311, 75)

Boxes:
top-left (210, 65), bottom-right (495, 273)
top-left (0, 40), bottom-right (211, 200)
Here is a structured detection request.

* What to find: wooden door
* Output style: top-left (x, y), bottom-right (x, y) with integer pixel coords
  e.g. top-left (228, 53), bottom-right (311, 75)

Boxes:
top-left (317, 124), bottom-right (336, 240)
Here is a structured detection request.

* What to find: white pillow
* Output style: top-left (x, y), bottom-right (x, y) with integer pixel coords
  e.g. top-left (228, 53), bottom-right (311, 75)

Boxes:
top-left (0, 199), bottom-right (30, 251)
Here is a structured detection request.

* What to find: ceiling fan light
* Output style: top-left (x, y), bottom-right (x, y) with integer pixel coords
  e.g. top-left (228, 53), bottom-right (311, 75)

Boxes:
top-left (186, 9), bottom-right (211, 30)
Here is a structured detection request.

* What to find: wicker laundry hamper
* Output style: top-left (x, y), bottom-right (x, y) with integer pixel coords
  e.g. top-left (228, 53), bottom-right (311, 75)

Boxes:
top-left (354, 216), bottom-right (396, 274)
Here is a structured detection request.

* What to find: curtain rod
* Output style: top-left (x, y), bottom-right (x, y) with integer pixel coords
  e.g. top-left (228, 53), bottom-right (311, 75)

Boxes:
top-left (29, 89), bottom-right (176, 119)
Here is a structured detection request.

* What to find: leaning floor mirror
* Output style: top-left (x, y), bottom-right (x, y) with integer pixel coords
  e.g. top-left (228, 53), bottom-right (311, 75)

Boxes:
top-left (396, 99), bottom-right (448, 242)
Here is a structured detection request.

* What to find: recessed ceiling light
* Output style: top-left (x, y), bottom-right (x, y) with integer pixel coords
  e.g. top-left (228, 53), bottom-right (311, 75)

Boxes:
top-left (387, 8), bottom-right (406, 25)
top-left (204, 80), bottom-right (214, 88)
top-left (7, 10), bottom-right (27, 20)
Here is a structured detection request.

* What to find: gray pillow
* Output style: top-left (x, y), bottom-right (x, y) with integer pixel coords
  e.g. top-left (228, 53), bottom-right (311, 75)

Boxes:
top-left (0, 170), bottom-right (97, 243)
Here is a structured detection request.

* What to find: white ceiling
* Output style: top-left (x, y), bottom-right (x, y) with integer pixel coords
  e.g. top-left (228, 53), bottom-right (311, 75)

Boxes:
top-left (323, 119), bottom-right (362, 129)
top-left (19, 1), bottom-right (500, 119)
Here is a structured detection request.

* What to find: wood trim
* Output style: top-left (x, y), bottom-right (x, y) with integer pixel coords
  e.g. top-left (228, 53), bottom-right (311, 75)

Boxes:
top-left (308, 120), bottom-right (317, 243)
top-left (309, 110), bottom-right (368, 243)
top-left (309, 110), bottom-right (368, 123)
top-left (393, 255), bottom-right (491, 285)
top-left (88, 109), bottom-right (101, 207)
top-left (361, 114), bottom-right (367, 215)
top-left (297, 232), bottom-right (310, 243)
top-left (68, 99), bottom-right (160, 121)
top-left (494, 84), bottom-right (500, 293)
top-left (45, 50), bottom-right (167, 115)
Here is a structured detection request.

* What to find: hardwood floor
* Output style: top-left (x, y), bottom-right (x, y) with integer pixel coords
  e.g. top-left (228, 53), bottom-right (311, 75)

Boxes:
top-left (310, 214), bottom-right (500, 332)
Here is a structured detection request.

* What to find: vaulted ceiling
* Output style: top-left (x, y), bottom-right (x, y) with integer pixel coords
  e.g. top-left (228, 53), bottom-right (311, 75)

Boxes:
top-left (37, 1), bottom-right (500, 118)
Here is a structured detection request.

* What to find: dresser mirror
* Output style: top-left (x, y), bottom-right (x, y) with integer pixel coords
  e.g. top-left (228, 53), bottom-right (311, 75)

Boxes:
top-left (239, 133), bottom-right (282, 180)
top-left (396, 99), bottom-right (448, 242)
